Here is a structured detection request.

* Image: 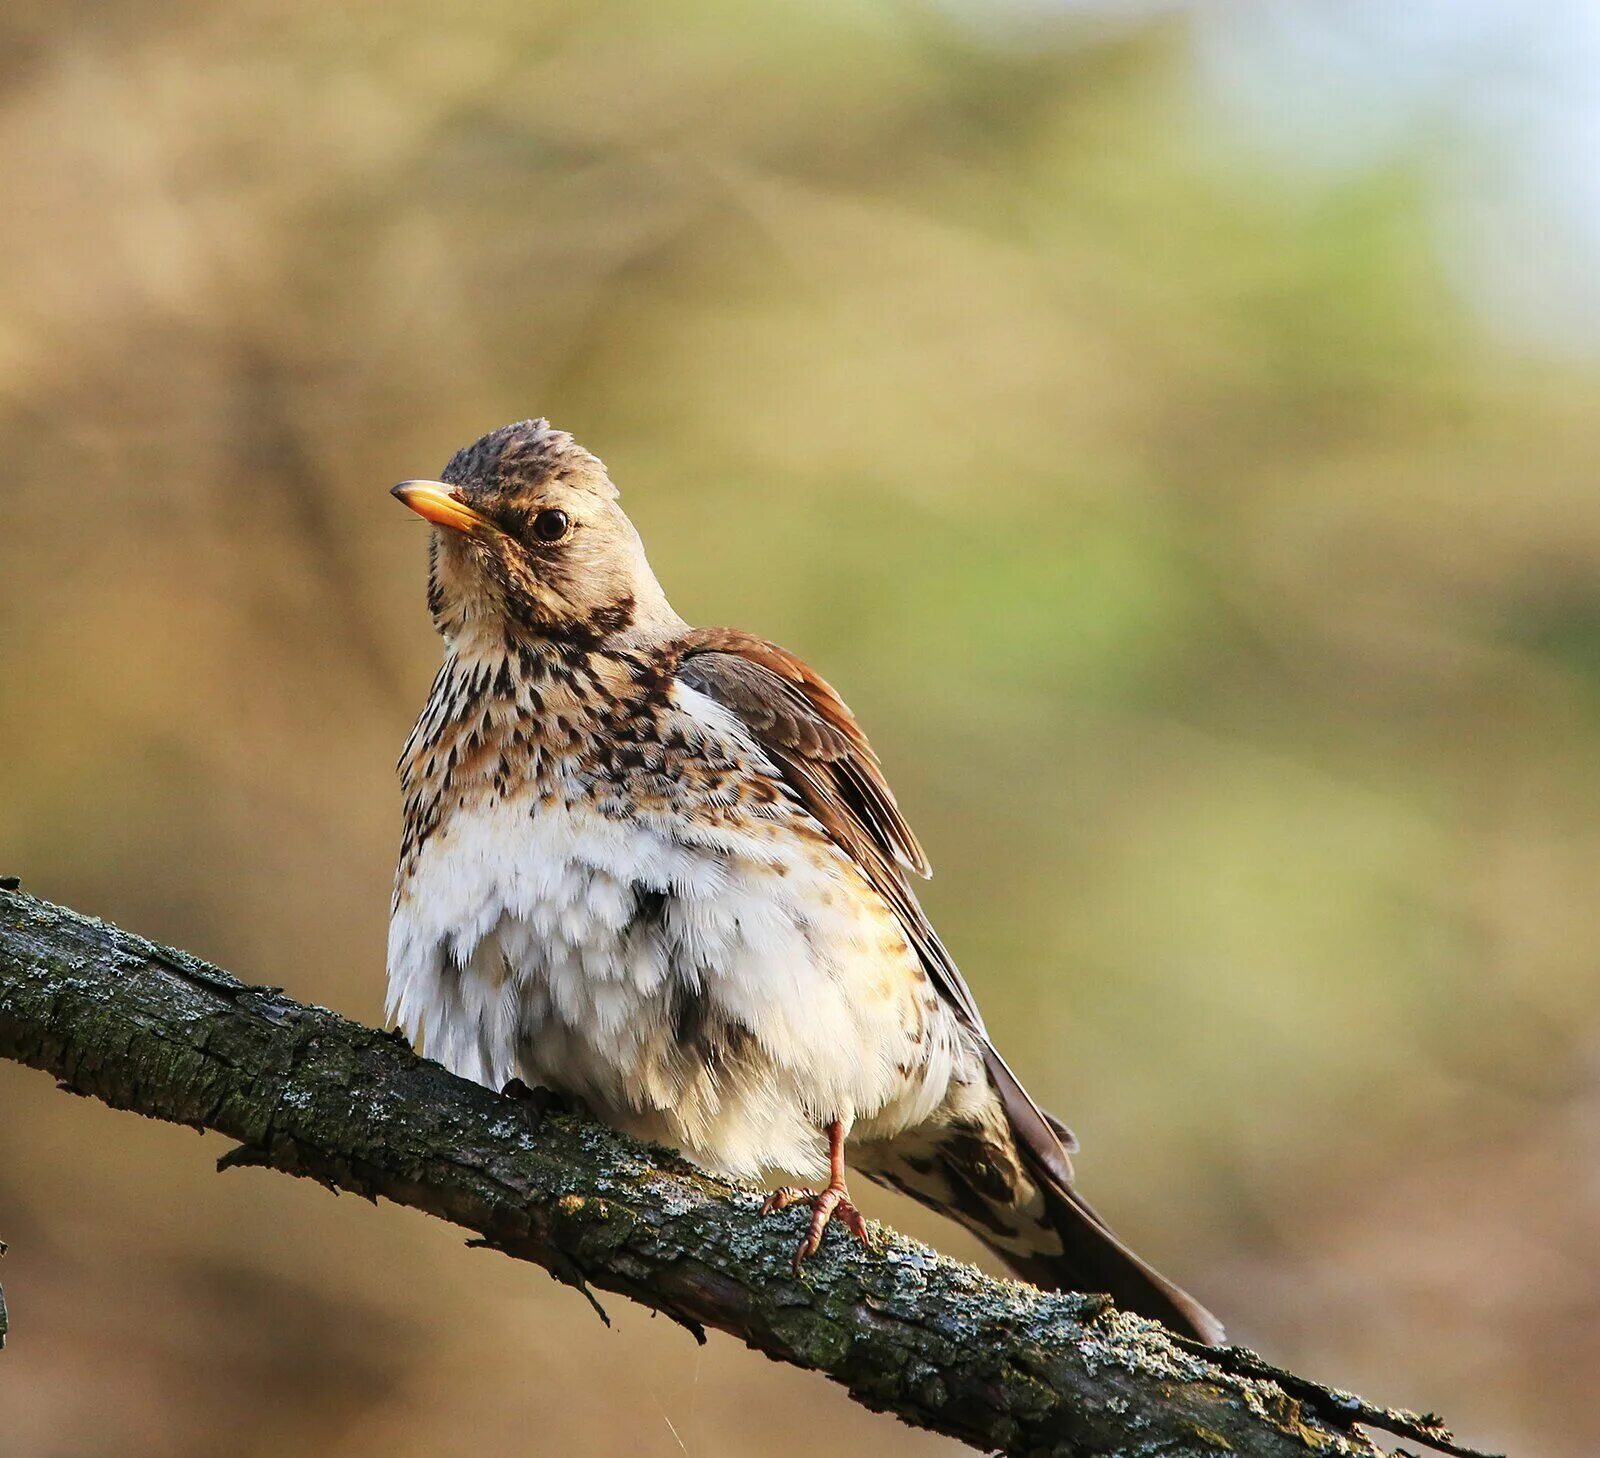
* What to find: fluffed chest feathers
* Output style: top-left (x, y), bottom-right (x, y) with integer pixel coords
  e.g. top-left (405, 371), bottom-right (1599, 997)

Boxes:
top-left (387, 787), bottom-right (957, 1181)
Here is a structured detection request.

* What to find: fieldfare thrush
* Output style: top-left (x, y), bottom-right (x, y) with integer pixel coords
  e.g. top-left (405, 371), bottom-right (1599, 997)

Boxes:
top-left (387, 419), bottom-right (1222, 1343)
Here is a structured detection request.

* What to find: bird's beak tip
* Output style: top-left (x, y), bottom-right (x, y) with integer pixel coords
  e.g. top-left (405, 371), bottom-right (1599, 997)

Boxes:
top-left (391, 480), bottom-right (490, 534)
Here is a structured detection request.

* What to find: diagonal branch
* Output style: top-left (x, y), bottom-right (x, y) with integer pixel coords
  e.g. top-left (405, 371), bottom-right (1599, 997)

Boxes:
top-left (0, 885), bottom-right (1494, 1458)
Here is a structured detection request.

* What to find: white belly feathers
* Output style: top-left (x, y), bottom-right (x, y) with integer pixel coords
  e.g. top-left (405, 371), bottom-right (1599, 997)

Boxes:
top-left (387, 779), bottom-right (958, 1182)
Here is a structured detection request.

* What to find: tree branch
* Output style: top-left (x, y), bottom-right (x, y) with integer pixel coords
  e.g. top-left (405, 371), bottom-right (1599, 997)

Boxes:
top-left (0, 885), bottom-right (1493, 1458)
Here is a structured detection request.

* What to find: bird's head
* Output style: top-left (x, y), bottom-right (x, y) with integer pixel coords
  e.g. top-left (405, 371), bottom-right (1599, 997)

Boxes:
top-left (394, 420), bottom-right (676, 649)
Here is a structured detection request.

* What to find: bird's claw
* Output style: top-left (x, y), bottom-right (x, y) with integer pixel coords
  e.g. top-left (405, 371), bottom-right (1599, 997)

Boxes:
top-left (762, 1183), bottom-right (880, 1272)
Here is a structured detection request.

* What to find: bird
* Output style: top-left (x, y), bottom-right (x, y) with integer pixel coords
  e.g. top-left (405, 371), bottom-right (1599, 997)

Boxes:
top-left (386, 419), bottom-right (1223, 1344)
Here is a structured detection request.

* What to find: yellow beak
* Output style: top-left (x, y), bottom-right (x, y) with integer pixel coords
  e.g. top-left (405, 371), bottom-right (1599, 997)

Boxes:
top-left (391, 481), bottom-right (495, 535)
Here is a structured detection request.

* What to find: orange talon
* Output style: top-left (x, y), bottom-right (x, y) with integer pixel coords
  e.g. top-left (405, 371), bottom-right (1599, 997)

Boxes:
top-left (761, 1121), bottom-right (880, 1272)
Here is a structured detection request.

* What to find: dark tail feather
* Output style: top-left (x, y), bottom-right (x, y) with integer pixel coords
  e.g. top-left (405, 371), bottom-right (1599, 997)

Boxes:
top-left (858, 1050), bottom-right (1224, 1345)
top-left (980, 1044), bottom-right (1224, 1344)
top-left (1001, 1175), bottom-right (1225, 1345)
top-left (857, 1125), bottom-right (1225, 1344)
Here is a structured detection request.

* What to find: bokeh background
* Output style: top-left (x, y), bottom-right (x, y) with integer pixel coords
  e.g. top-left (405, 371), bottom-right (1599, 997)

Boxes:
top-left (3, 2), bottom-right (1597, 1455)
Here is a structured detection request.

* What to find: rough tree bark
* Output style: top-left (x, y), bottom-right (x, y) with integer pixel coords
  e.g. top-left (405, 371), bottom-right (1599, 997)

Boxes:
top-left (0, 885), bottom-right (1493, 1458)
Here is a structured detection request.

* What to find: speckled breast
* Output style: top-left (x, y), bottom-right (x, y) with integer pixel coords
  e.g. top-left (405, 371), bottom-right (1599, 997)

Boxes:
top-left (387, 652), bottom-right (956, 1182)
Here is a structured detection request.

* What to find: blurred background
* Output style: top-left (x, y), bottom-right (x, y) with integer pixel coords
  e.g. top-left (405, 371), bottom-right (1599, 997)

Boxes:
top-left (1, 2), bottom-right (1596, 1454)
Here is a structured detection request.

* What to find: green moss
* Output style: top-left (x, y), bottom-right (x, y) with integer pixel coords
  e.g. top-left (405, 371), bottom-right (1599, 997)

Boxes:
top-left (767, 1305), bottom-right (853, 1370)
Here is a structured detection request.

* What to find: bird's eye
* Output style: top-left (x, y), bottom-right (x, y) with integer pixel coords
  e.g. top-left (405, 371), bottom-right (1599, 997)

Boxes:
top-left (530, 508), bottom-right (571, 543)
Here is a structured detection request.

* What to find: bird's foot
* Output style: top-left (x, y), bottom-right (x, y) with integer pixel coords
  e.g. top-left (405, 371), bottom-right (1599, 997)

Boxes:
top-left (762, 1181), bottom-right (880, 1273)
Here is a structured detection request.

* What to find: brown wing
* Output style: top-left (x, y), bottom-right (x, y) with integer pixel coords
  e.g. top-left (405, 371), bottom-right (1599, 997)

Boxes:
top-left (675, 627), bottom-right (928, 877)
top-left (674, 627), bottom-right (1079, 1185)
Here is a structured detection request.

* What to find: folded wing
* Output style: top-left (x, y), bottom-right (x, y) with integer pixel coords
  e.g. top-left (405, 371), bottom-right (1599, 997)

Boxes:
top-left (673, 627), bottom-right (1223, 1344)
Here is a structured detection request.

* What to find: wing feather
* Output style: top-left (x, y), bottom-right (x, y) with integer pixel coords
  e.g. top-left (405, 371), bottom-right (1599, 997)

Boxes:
top-left (674, 628), bottom-right (1079, 1179)
top-left (676, 630), bottom-right (1228, 1340)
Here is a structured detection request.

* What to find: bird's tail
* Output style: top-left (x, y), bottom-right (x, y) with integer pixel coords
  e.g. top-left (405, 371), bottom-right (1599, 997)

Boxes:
top-left (855, 1056), bottom-right (1223, 1345)
top-left (999, 1168), bottom-right (1225, 1345)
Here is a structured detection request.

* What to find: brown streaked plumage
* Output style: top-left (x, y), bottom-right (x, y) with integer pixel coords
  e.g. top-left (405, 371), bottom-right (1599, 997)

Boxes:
top-left (387, 419), bottom-right (1223, 1344)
